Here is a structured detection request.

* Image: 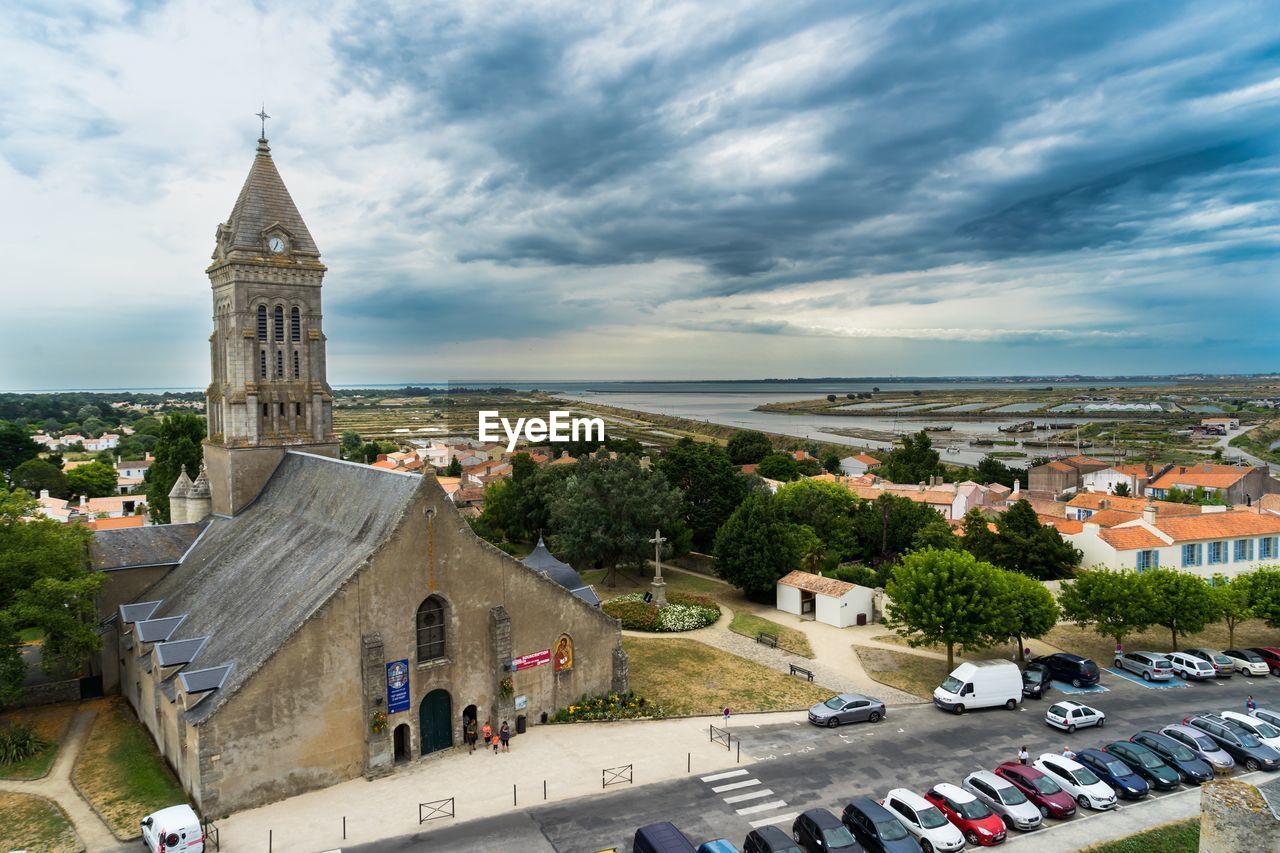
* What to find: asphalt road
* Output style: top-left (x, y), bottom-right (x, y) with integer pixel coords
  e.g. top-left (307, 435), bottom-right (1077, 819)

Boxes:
top-left (350, 670), bottom-right (1280, 853)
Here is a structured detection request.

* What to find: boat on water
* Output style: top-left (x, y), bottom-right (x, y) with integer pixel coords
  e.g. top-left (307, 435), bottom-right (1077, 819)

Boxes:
top-left (923, 425), bottom-right (953, 432)
top-left (998, 420), bottom-right (1035, 433)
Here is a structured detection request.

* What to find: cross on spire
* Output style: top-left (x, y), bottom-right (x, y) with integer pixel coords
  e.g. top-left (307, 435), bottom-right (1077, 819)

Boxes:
top-left (256, 105), bottom-right (271, 140)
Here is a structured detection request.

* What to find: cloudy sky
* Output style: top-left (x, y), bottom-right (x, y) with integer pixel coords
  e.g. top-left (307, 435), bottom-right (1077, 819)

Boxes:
top-left (2, 0), bottom-right (1279, 389)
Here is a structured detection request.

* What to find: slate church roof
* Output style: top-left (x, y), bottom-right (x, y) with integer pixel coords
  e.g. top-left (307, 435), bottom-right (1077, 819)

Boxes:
top-left (521, 537), bottom-right (601, 607)
top-left (91, 522), bottom-right (208, 571)
top-left (219, 137), bottom-right (321, 259)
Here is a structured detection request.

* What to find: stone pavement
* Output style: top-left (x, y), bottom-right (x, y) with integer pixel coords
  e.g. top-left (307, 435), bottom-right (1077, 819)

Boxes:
top-left (217, 711), bottom-right (799, 853)
top-left (0, 709), bottom-right (123, 852)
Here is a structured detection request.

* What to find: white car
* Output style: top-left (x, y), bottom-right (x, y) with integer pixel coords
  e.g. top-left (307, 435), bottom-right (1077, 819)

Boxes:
top-left (1166, 651), bottom-right (1217, 681)
top-left (961, 770), bottom-right (1042, 831)
top-left (883, 788), bottom-right (966, 853)
top-left (1222, 649), bottom-right (1271, 676)
top-left (141, 805), bottom-right (204, 853)
top-left (1221, 711), bottom-right (1280, 750)
top-left (1033, 754), bottom-right (1118, 811)
top-left (1045, 700), bottom-right (1106, 733)
top-left (1253, 707), bottom-right (1280, 730)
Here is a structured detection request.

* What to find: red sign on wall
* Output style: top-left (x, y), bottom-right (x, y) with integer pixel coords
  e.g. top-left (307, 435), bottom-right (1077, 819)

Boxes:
top-left (511, 649), bottom-right (551, 671)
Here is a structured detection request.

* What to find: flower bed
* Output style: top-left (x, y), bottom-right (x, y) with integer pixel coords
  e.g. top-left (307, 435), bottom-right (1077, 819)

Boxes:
top-left (549, 691), bottom-right (665, 722)
top-left (602, 592), bottom-right (720, 632)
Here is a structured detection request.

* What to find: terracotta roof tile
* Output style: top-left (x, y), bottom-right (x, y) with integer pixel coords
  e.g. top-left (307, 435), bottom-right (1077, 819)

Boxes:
top-left (1154, 511), bottom-right (1280, 542)
top-left (1067, 493), bottom-right (1200, 516)
top-left (1149, 464), bottom-right (1253, 491)
top-left (1097, 526), bottom-right (1168, 550)
top-left (1041, 516), bottom-right (1084, 534)
top-left (778, 570), bottom-right (858, 597)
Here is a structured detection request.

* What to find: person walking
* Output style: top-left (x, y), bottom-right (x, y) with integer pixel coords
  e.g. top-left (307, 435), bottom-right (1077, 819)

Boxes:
top-left (1018, 746), bottom-right (1029, 766)
top-left (499, 721), bottom-right (511, 752)
top-left (464, 717), bottom-right (477, 754)
top-left (1247, 695), bottom-right (1257, 712)
top-left (1061, 745), bottom-right (1076, 759)
top-left (493, 726), bottom-right (501, 753)
top-left (481, 721), bottom-right (492, 750)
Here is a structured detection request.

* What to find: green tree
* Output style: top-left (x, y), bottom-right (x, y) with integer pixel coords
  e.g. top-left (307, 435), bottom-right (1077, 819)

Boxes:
top-left (851, 493), bottom-right (947, 564)
top-left (714, 491), bottom-right (810, 600)
top-left (968, 500), bottom-right (1081, 580)
top-left (1058, 568), bottom-right (1155, 650)
top-left (0, 421), bottom-right (39, 480)
top-left (549, 456), bottom-right (682, 587)
top-left (772, 478), bottom-right (860, 567)
top-left (726, 430), bottom-right (773, 465)
top-left (445, 457), bottom-right (463, 477)
top-left (143, 412), bottom-right (206, 524)
top-left (975, 455), bottom-right (1018, 489)
top-left (10, 459), bottom-right (68, 499)
top-left (1211, 573), bottom-right (1253, 648)
top-left (655, 439), bottom-right (748, 552)
top-left (1140, 570), bottom-right (1220, 651)
top-left (65, 461), bottom-right (118, 499)
top-left (995, 570), bottom-right (1058, 661)
top-left (340, 430), bottom-right (362, 458)
top-left (877, 431), bottom-right (941, 485)
top-left (1246, 567), bottom-right (1280, 628)
top-left (886, 548), bottom-right (1006, 671)
top-left (911, 513), bottom-right (961, 552)
top-left (757, 453), bottom-right (800, 481)
top-left (821, 451), bottom-right (842, 474)
top-left (1112, 482), bottom-right (1131, 497)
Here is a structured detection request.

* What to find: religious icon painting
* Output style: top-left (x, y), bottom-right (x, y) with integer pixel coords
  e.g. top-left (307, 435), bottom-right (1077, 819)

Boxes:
top-left (553, 634), bottom-right (573, 672)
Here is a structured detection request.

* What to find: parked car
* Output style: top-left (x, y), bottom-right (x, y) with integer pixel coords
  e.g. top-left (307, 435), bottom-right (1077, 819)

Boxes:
top-left (1032, 754), bottom-right (1118, 810)
top-left (698, 842), bottom-right (741, 853)
top-left (1222, 648), bottom-right (1270, 677)
top-left (1220, 711), bottom-right (1280, 750)
top-left (841, 797), bottom-right (923, 853)
top-left (882, 789), bottom-right (966, 852)
top-left (809, 693), bottom-right (886, 727)
top-left (1031, 653), bottom-right (1100, 688)
top-left (1074, 748), bottom-right (1149, 800)
top-left (635, 822), bottom-right (698, 853)
top-left (924, 782), bottom-right (1007, 847)
top-left (1160, 723), bottom-right (1236, 772)
top-left (141, 806), bottom-right (204, 853)
top-left (933, 660), bottom-right (1022, 714)
top-left (1112, 651), bottom-right (1174, 681)
top-left (1252, 707), bottom-right (1280, 730)
top-left (993, 762), bottom-right (1076, 820)
top-left (1247, 647), bottom-right (1280, 676)
top-left (791, 809), bottom-right (861, 853)
top-left (1166, 651), bottom-right (1217, 681)
top-left (1021, 663), bottom-right (1051, 699)
top-left (1129, 731), bottom-right (1214, 784)
top-left (960, 770), bottom-right (1043, 831)
top-left (1184, 647), bottom-right (1234, 678)
top-left (1102, 741), bottom-right (1180, 790)
top-left (1044, 700), bottom-right (1105, 733)
top-left (742, 826), bottom-right (803, 853)
top-left (1182, 714), bottom-right (1280, 771)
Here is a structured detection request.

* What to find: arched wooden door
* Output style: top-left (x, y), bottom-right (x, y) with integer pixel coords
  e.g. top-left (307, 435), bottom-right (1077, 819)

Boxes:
top-left (419, 689), bottom-right (453, 756)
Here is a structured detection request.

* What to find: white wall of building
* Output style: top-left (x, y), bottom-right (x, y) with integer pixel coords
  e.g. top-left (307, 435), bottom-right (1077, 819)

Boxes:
top-left (775, 584), bottom-right (802, 617)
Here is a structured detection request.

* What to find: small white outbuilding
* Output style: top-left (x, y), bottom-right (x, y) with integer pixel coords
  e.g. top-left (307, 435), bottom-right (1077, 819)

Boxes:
top-left (775, 570), bottom-right (874, 629)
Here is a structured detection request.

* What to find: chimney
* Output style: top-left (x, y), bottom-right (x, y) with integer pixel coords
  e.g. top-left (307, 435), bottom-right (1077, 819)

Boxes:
top-left (918, 482), bottom-right (926, 492)
top-left (79, 495), bottom-right (87, 508)
top-left (560, 450), bottom-right (569, 459)
top-left (39, 489), bottom-right (49, 500)
top-left (1013, 479), bottom-right (1020, 495)
top-left (1143, 505), bottom-right (1156, 525)
top-left (1099, 498), bottom-right (1109, 510)
top-left (376, 453), bottom-right (387, 462)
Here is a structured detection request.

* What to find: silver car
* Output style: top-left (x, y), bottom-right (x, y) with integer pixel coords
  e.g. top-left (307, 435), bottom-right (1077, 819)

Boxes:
top-left (1161, 723), bottom-right (1235, 772)
top-left (961, 770), bottom-right (1042, 831)
top-left (808, 693), bottom-right (885, 728)
top-left (1114, 651), bottom-right (1174, 681)
top-left (1167, 652), bottom-right (1216, 681)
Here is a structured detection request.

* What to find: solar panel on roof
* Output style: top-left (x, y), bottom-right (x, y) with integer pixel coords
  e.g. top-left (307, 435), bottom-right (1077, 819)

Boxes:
top-left (154, 637), bottom-right (207, 667)
top-left (179, 664), bottom-right (232, 694)
top-left (135, 615), bottom-right (186, 643)
top-left (119, 601), bottom-right (161, 624)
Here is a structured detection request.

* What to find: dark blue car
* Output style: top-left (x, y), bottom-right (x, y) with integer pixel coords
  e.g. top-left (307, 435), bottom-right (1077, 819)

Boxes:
top-left (1075, 748), bottom-right (1149, 800)
top-left (1129, 731), bottom-right (1214, 784)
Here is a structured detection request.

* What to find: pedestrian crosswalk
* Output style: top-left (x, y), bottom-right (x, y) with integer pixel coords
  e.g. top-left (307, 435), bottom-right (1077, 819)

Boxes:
top-left (699, 768), bottom-right (798, 829)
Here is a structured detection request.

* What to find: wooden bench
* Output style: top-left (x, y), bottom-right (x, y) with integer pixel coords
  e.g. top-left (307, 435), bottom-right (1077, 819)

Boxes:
top-left (789, 664), bottom-right (814, 682)
top-left (756, 631), bottom-right (779, 648)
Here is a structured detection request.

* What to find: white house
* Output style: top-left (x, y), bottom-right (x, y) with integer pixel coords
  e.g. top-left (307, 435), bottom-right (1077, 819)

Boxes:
top-left (775, 570), bottom-right (875, 628)
top-left (1065, 506), bottom-right (1280, 578)
top-left (839, 453), bottom-right (882, 477)
top-left (83, 433), bottom-right (120, 452)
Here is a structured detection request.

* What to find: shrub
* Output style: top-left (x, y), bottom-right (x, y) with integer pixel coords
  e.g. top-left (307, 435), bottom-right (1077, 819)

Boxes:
top-left (0, 722), bottom-right (48, 765)
top-left (549, 691), bottom-right (665, 722)
top-left (602, 595), bottom-right (660, 630)
top-left (603, 591), bottom-right (720, 631)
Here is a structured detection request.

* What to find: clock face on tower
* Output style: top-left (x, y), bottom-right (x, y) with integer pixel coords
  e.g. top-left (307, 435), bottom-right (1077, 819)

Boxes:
top-left (267, 236), bottom-right (285, 254)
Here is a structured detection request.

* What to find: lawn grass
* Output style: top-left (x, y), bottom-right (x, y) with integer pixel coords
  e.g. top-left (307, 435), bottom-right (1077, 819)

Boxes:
top-left (582, 566), bottom-right (730, 599)
top-left (0, 792), bottom-right (80, 853)
top-left (728, 613), bottom-right (814, 659)
top-left (19, 626), bottom-right (44, 643)
top-left (622, 636), bottom-right (833, 715)
top-left (1082, 818), bottom-right (1198, 852)
top-left (72, 698), bottom-right (189, 839)
top-left (854, 646), bottom-right (950, 699)
top-left (0, 702), bottom-right (76, 780)
top-left (1044, 618), bottom-right (1280, 664)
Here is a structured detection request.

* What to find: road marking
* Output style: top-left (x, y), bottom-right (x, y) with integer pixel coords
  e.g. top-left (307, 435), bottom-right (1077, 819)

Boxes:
top-left (723, 788), bottom-right (776, 804)
top-left (749, 811), bottom-right (799, 828)
top-left (713, 779), bottom-right (762, 793)
top-left (701, 769), bottom-right (748, 782)
top-left (736, 800), bottom-right (790, 816)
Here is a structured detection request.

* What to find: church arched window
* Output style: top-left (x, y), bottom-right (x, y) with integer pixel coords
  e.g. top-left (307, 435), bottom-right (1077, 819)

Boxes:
top-left (275, 350), bottom-right (284, 378)
top-left (259, 350), bottom-right (267, 378)
top-left (291, 307), bottom-right (301, 342)
top-left (274, 305), bottom-right (284, 341)
top-left (416, 596), bottom-right (447, 663)
top-left (292, 350), bottom-right (300, 378)
top-left (257, 305), bottom-right (267, 341)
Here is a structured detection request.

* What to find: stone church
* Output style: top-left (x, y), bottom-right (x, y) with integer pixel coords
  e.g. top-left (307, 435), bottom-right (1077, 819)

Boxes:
top-left (89, 133), bottom-right (627, 816)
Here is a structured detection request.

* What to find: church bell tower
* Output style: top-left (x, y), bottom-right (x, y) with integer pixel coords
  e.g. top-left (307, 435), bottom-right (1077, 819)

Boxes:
top-left (202, 130), bottom-right (339, 516)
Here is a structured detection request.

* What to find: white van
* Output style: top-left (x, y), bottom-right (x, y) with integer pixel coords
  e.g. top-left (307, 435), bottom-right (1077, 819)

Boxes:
top-left (141, 804), bottom-right (204, 852)
top-left (933, 660), bottom-right (1022, 714)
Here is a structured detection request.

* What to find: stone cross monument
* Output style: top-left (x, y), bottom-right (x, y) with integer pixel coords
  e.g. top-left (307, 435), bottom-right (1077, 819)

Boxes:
top-left (649, 528), bottom-right (667, 606)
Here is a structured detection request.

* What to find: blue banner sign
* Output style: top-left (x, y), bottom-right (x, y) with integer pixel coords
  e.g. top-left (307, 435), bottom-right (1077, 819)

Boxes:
top-left (386, 659), bottom-right (410, 714)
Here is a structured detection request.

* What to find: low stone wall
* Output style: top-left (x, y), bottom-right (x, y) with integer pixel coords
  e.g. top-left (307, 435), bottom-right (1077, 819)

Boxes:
top-left (3, 678), bottom-right (80, 709)
top-left (669, 552), bottom-right (717, 577)
top-left (1200, 778), bottom-right (1280, 851)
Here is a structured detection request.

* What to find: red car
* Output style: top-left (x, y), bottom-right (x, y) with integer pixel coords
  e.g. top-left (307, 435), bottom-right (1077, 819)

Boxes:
top-left (994, 762), bottom-right (1077, 820)
top-left (1248, 647), bottom-right (1280, 676)
top-left (925, 782), bottom-right (1007, 846)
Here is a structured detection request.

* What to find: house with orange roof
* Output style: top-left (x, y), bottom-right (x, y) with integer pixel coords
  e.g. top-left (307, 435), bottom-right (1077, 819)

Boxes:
top-left (1065, 504), bottom-right (1280, 577)
top-left (839, 453), bottom-right (882, 477)
top-left (1028, 455), bottom-right (1109, 495)
top-left (1146, 463), bottom-right (1279, 505)
top-left (775, 570), bottom-right (875, 628)
top-left (1065, 492), bottom-right (1201, 522)
top-left (1081, 462), bottom-right (1170, 496)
